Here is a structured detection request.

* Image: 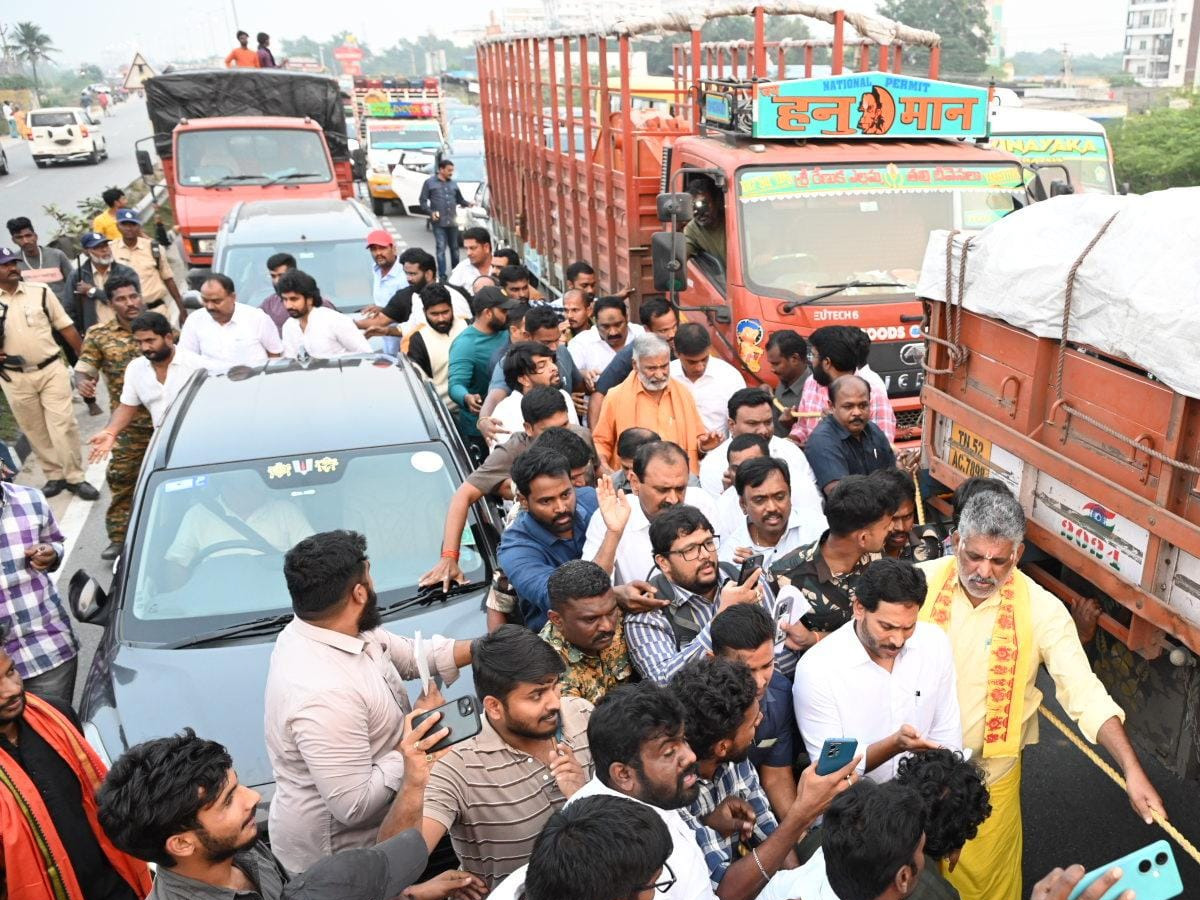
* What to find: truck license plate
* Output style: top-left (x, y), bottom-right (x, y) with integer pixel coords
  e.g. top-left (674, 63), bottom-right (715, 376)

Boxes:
top-left (947, 422), bottom-right (991, 479)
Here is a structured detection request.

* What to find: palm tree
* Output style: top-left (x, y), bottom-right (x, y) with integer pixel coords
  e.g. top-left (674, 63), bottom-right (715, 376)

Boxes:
top-left (13, 22), bottom-right (57, 105)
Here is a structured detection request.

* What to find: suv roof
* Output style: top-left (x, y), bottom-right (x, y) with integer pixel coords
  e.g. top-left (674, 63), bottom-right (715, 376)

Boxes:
top-left (150, 356), bottom-right (450, 470)
top-left (220, 198), bottom-right (375, 244)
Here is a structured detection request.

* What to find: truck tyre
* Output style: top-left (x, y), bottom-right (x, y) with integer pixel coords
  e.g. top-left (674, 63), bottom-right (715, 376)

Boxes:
top-left (372, 197), bottom-right (386, 216)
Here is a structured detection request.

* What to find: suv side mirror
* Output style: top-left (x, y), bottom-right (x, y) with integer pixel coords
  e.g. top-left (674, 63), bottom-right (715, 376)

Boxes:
top-left (656, 192), bottom-right (694, 224)
top-left (68, 570), bottom-right (110, 625)
top-left (135, 149), bottom-right (154, 177)
top-left (652, 232), bottom-right (687, 292)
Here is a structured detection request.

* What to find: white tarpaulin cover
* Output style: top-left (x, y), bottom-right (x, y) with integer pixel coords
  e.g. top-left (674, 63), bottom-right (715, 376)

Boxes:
top-left (917, 188), bottom-right (1200, 400)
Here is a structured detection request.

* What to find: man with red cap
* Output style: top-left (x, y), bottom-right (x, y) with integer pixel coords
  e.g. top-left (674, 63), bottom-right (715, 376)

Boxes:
top-left (363, 229), bottom-right (405, 354)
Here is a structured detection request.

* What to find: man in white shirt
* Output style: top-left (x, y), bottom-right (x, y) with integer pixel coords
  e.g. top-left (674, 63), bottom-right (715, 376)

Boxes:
top-left (278, 270), bottom-right (372, 359)
top-left (265, 529), bottom-right (475, 871)
top-left (583, 441), bottom-right (718, 585)
top-left (87, 311), bottom-right (211, 462)
top-left (699, 388), bottom-right (823, 520)
top-left (569, 295), bottom-right (643, 374)
top-left (712, 434), bottom-right (770, 536)
top-left (793, 557), bottom-right (962, 784)
top-left (488, 682), bottom-right (717, 900)
top-left (448, 226), bottom-right (494, 292)
top-left (490, 342), bottom-right (578, 447)
top-left (179, 274), bottom-right (282, 370)
top-left (719, 456), bottom-right (826, 570)
top-left (669, 323), bottom-right (746, 436)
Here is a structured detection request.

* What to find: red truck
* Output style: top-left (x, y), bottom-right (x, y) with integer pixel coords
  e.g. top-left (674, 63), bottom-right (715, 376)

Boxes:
top-left (477, 6), bottom-right (1027, 440)
top-left (139, 69), bottom-right (355, 267)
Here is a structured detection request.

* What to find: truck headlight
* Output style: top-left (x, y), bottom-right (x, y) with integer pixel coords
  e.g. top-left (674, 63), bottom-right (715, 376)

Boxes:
top-left (193, 237), bottom-right (215, 255)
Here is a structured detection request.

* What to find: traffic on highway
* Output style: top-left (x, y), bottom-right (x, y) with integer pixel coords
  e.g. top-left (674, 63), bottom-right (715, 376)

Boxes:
top-left (0, 6), bottom-right (1196, 900)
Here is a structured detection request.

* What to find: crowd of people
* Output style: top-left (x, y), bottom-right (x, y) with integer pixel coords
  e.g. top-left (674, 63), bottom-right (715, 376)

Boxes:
top-left (0, 216), bottom-right (1173, 900)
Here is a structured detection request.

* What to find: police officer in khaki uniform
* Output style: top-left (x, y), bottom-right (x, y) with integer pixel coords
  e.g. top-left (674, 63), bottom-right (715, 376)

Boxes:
top-left (111, 208), bottom-right (185, 328)
top-left (0, 247), bottom-right (99, 499)
top-left (74, 275), bottom-right (152, 558)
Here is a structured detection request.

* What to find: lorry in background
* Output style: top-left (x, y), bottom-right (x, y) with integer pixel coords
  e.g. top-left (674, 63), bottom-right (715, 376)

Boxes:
top-left (139, 69), bottom-right (354, 267)
top-left (477, 6), bottom-right (1028, 440)
top-left (352, 77), bottom-right (446, 216)
top-left (989, 104), bottom-right (1118, 195)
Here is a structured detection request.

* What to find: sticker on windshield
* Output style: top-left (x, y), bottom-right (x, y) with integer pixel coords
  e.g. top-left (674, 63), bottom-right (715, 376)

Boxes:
top-left (267, 456), bottom-right (340, 479)
top-left (736, 319), bottom-right (765, 374)
top-left (267, 461), bottom-right (293, 479)
top-left (411, 451), bottom-right (445, 474)
top-left (164, 477), bottom-right (195, 492)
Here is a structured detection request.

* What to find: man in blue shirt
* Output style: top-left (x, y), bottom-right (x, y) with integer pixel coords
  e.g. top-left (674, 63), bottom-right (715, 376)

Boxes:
top-left (419, 158), bottom-right (471, 279)
top-left (498, 445), bottom-right (599, 629)
top-left (803, 374), bottom-right (896, 495)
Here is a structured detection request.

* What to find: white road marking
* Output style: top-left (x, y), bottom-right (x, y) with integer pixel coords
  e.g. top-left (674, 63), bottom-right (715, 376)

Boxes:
top-left (52, 456), bottom-right (111, 586)
top-left (2, 176), bottom-right (28, 188)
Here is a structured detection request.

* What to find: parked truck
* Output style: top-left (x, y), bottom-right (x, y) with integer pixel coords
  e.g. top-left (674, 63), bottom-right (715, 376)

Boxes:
top-left (919, 189), bottom-right (1200, 782)
top-left (139, 68), bottom-right (354, 267)
top-left (477, 6), bottom-right (1029, 440)
top-left (351, 77), bottom-right (446, 216)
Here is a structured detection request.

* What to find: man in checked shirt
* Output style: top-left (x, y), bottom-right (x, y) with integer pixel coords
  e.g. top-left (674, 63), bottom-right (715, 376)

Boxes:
top-left (0, 470), bottom-right (80, 708)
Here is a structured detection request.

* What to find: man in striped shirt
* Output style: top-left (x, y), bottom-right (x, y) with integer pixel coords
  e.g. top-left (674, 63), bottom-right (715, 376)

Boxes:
top-left (421, 626), bottom-right (594, 888)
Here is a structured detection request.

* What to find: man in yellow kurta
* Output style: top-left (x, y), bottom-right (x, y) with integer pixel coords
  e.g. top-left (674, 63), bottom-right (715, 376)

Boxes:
top-left (917, 488), bottom-right (1165, 900)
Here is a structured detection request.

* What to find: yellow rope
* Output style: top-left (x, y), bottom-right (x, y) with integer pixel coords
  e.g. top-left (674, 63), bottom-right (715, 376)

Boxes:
top-left (912, 470), bottom-right (926, 526)
top-left (1037, 704), bottom-right (1200, 866)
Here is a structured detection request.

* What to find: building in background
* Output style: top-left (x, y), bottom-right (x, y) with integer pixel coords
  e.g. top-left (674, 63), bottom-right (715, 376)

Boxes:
top-left (1123, 0), bottom-right (1200, 86)
top-left (987, 0), bottom-right (1007, 68)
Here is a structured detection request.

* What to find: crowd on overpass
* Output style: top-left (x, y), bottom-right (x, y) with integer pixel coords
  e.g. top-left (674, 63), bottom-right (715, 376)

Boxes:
top-left (0, 209), bottom-right (1170, 900)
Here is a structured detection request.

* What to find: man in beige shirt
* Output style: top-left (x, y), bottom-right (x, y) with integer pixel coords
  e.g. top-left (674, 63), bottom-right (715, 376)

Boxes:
top-left (111, 209), bottom-right (185, 327)
top-left (0, 249), bottom-right (97, 498)
top-left (421, 625), bottom-right (593, 888)
top-left (265, 529), bottom-right (476, 873)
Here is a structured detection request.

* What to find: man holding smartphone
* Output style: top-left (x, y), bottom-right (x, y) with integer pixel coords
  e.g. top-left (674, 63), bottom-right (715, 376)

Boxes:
top-left (263, 531), bottom-right (476, 873)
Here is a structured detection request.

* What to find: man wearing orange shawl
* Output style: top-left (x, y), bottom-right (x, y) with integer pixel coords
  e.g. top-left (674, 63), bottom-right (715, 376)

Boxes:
top-left (592, 334), bottom-right (722, 475)
top-left (916, 489), bottom-right (1164, 900)
top-left (0, 636), bottom-right (152, 900)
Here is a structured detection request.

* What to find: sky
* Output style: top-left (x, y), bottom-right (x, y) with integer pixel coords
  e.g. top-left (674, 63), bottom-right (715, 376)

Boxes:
top-left (6, 0), bottom-right (1129, 71)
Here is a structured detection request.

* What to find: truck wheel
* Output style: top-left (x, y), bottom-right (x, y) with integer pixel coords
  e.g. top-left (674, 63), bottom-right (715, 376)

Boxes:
top-left (371, 197), bottom-right (385, 216)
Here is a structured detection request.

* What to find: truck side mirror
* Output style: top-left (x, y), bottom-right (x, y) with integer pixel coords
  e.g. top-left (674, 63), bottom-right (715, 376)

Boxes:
top-left (68, 570), bottom-right (110, 625)
top-left (652, 232), bottom-right (687, 292)
top-left (135, 149), bottom-right (154, 177)
top-left (1049, 180), bottom-right (1075, 198)
top-left (656, 192), bottom-right (694, 224)
top-left (1119, 182), bottom-right (1131, 195)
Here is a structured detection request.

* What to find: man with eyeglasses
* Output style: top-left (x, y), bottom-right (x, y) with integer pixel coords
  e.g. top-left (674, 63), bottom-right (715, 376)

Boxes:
top-left (914, 488), bottom-right (1163, 900)
top-left (624, 504), bottom-right (773, 686)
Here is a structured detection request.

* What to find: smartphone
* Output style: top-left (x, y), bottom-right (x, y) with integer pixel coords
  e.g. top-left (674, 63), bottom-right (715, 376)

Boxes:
top-left (1067, 840), bottom-right (1182, 900)
top-left (814, 737), bottom-right (859, 776)
top-left (738, 553), bottom-right (765, 586)
top-left (410, 696), bottom-right (483, 753)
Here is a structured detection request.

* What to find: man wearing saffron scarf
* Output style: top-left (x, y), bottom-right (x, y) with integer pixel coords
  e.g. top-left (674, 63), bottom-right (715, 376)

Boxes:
top-left (916, 489), bottom-right (1165, 900)
top-left (0, 633), bottom-right (152, 900)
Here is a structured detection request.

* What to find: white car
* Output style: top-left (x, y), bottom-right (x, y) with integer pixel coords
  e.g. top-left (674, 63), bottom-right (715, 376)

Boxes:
top-left (391, 152), bottom-right (486, 224)
top-left (28, 107), bottom-right (107, 167)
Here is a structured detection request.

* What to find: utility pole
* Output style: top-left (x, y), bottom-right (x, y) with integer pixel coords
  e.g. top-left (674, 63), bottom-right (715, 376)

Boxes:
top-left (230, 0), bottom-right (240, 31)
top-left (1061, 43), bottom-right (1073, 87)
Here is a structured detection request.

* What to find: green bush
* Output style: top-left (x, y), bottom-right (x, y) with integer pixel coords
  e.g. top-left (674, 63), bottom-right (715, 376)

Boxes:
top-left (1110, 100), bottom-right (1200, 193)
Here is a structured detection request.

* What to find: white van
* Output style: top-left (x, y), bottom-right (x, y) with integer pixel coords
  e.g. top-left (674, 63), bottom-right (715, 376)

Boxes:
top-left (27, 107), bottom-right (107, 167)
top-left (989, 106), bottom-right (1116, 194)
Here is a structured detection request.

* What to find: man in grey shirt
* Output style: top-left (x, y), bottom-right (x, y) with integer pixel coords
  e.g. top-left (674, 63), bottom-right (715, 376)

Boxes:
top-left (7, 216), bottom-right (74, 305)
top-left (98, 728), bottom-right (482, 899)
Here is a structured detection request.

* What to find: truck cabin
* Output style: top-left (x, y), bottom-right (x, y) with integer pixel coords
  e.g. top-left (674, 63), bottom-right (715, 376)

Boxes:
top-left (174, 117), bottom-right (336, 188)
top-left (988, 104), bottom-right (1117, 196)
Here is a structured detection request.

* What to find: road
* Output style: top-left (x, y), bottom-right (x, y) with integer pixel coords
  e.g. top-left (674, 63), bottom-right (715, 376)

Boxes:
top-left (8, 178), bottom-right (1198, 893)
top-left (0, 96), bottom-right (153, 239)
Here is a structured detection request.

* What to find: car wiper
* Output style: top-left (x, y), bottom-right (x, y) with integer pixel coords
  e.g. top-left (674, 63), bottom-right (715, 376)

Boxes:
top-left (377, 579), bottom-right (487, 617)
top-left (202, 174), bottom-right (267, 187)
top-left (780, 281), bottom-right (909, 313)
top-left (262, 172), bottom-right (322, 186)
top-left (161, 613), bottom-right (294, 649)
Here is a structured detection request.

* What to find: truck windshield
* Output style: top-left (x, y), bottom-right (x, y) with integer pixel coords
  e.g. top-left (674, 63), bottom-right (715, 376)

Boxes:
top-left (177, 129), bottom-right (333, 186)
top-left (121, 445), bottom-right (488, 644)
top-left (219, 240), bottom-right (375, 313)
top-left (366, 120), bottom-right (442, 150)
top-left (990, 133), bottom-right (1115, 193)
top-left (738, 162), bottom-right (1023, 301)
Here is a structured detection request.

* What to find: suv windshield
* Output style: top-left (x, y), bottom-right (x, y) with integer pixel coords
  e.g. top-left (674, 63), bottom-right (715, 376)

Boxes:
top-left (738, 162), bottom-right (1023, 300)
top-left (449, 118), bottom-right (483, 143)
top-left (219, 240), bottom-right (375, 312)
top-left (452, 155), bottom-right (486, 183)
top-left (990, 133), bottom-right (1114, 194)
top-left (122, 445), bottom-right (488, 643)
top-left (366, 120), bottom-right (441, 150)
top-left (178, 129), bottom-right (333, 186)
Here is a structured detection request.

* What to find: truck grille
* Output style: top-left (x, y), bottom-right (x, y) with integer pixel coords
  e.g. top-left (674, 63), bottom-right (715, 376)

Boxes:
top-left (896, 408), bottom-right (923, 433)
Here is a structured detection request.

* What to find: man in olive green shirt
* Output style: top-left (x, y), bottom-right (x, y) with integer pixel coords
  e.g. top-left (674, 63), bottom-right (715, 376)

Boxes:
top-left (684, 175), bottom-right (727, 271)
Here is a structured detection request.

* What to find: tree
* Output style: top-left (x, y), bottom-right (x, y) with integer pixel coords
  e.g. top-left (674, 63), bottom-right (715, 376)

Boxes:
top-left (879, 0), bottom-right (991, 76)
top-left (1109, 102), bottom-right (1200, 193)
top-left (12, 21), bottom-right (56, 103)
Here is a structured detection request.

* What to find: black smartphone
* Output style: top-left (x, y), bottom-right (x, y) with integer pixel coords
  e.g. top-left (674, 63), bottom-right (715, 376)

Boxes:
top-left (410, 696), bottom-right (483, 752)
top-left (738, 553), bottom-right (765, 585)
